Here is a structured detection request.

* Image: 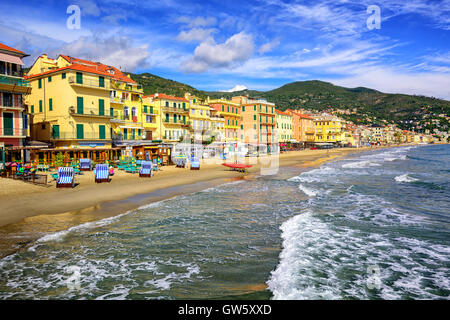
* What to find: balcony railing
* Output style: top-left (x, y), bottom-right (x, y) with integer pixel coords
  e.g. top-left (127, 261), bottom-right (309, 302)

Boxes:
top-left (163, 118), bottom-right (188, 125)
top-left (0, 75), bottom-right (30, 87)
top-left (68, 76), bottom-right (110, 89)
top-left (112, 134), bottom-right (143, 141)
top-left (162, 106), bottom-right (188, 113)
top-left (111, 112), bottom-right (141, 123)
top-left (51, 132), bottom-right (111, 140)
top-left (110, 97), bottom-right (126, 104)
top-left (1, 128), bottom-right (28, 136)
top-left (69, 106), bottom-right (112, 117)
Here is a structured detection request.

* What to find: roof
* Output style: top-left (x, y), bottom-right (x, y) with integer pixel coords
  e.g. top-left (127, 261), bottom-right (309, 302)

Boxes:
top-left (25, 63), bottom-right (112, 80)
top-left (59, 55), bottom-right (137, 84)
top-left (276, 109), bottom-right (291, 116)
top-left (0, 42), bottom-right (27, 56)
top-left (286, 109), bottom-right (312, 119)
top-left (145, 93), bottom-right (188, 102)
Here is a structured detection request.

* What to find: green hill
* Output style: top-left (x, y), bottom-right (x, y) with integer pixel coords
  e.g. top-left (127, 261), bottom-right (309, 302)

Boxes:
top-left (129, 73), bottom-right (450, 128)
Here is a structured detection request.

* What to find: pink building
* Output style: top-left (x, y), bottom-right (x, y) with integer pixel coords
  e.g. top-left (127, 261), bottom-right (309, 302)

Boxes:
top-left (0, 43), bottom-right (31, 161)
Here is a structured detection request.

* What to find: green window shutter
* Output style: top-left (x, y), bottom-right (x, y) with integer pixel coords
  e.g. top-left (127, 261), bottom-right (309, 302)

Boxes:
top-left (39, 100), bottom-right (43, 112)
top-left (254, 105), bottom-right (256, 111)
top-left (38, 79), bottom-right (42, 89)
top-left (99, 99), bottom-right (105, 116)
top-left (31, 105), bottom-right (34, 113)
top-left (48, 76), bottom-right (52, 82)
top-left (76, 124), bottom-right (84, 139)
top-left (227, 106), bottom-right (230, 112)
top-left (165, 113), bottom-right (169, 122)
top-left (99, 76), bottom-right (105, 88)
top-left (173, 114), bottom-right (177, 123)
top-left (222, 105), bottom-right (224, 111)
top-left (124, 129), bottom-right (128, 140)
top-left (52, 125), bottom-right (60, 139)
top-left (253, 115), bottom-right (256, 121)
top-left (76, 72), bottom-right (83, 84)
top-left (110, 107), bottom-right (114, 117)
top-left (49, 98), bottom-right (53, 111)
top-left (182, 103), bottom-right (186, 109)
top-left (77, 97), bottom-right (84, 114)
top-left (138, 129), bottom-right (141, 137)
top-left (241, 125), bottom-right (243, 130)
top-left (99, 125), bottom-right (106, 139)
top-left (242, 106), bottom-right (245, 112)
top-left (62, 73), bottom-right (66, 79)
top-left (144, 105), bottom-right (148, 113)
top-left (150, 106), bottom-right (154, 114)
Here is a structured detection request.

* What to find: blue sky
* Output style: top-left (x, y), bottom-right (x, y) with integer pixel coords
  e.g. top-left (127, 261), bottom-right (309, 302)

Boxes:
top-left (1, 0), bottom-right (449, 99)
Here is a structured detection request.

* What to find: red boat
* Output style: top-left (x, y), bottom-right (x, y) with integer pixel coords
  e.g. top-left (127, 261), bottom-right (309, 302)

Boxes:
top-left (222, 163), bottom-right (252, 172)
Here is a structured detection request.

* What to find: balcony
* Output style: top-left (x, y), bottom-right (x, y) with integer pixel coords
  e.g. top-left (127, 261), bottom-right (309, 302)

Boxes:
top-left (110, 97), bottom-right (126, 104)
top-left (68, 76), bottom-right (110, 90)
top-left (50, 131), bottom-right (111, 141)
top-left (112, 134), bottom-right (143, 142)
top-left (163, 118), bottom-right (189, 126)
top-left (0, 128), bottom-right (28, 137)
top-left (260, 118), bottom-right (275, 126)
top-left (69, 106), bottom-right (112, 118)
top-left (162, 106), bottom-right (188, 113)
top-left (0, 75), bottom-right (31, 94)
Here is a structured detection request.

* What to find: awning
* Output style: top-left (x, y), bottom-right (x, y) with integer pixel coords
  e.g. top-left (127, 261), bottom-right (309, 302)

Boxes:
top-left (0, 53), bottom-right (24, 65)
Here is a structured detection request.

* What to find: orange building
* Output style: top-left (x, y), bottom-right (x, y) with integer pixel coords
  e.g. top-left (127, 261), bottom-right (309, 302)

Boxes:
top-left (232, 96), bottom-right (277, 150)
top-left (207, 98), bottom-right (241, 142)
top-left (286, 109), bottom-right (315, 144)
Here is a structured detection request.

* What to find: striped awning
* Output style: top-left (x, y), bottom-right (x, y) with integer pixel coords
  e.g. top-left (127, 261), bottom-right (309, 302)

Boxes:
top-left (0, 53), bottom-right (24, 65)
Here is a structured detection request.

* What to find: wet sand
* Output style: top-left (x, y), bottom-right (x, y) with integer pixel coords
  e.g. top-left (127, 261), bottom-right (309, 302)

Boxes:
top-left (0, 147), bottom-right (376, 257)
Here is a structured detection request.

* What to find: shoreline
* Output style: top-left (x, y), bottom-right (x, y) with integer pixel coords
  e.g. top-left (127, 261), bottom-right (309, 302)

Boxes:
top-left (0, 146), bottom-right (396, 258)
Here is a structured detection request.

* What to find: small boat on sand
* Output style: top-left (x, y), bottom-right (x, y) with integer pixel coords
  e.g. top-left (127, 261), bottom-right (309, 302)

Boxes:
top-left (222, 163), bottom-right (252, 173)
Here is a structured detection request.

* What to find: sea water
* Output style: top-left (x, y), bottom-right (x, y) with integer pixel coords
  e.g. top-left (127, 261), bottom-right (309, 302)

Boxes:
top-left (0, 145), bottom-right (448, 299)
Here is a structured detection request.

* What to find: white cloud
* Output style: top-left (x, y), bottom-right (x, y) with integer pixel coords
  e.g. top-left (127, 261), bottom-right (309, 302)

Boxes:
top-left (177, 16), bottom-right (217, 28)
top-left (176, 28), bottom-right (217, 42)
top-left (259, 38), bottom-right (280, 54)
top-left (182, 32), bottom-right (254, 73)
top-left (75, 0), bottom-right (101, 17)
top-left (59, 36), bottom-right (150, 72)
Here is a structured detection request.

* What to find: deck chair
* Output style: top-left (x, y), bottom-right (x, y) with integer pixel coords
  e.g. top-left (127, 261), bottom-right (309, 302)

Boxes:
top-left (139, 161), bottom-right (153, 177)
top-left (95, 164), bottom-right (110, 183)
top-left (56, 167), bottom-right (75, 188)
top-left (190, 157), bottom-right (200, 170)
top-left (79, 159), bottom-right (91, 171)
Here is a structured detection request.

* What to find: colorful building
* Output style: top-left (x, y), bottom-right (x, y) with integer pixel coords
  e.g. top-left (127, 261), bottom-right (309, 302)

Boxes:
top-left (275, 110), bottom-right (293, 143)
top-left (208, 98), bottom-right (241, 142)
top-left (232, 96), bottom-right (276, 149)
top-left (147, 93), bottom-right (189, 143)
top-left (0, 42), bottom-right (31, 162)
top-left (186, 93), bottom-right (212, 142)
top-left (141, 95), bottom-right (161, 141)
top-left (286, 109), bottom-right (315, 144)
top-left (314, 115), bottom-right (345, 144)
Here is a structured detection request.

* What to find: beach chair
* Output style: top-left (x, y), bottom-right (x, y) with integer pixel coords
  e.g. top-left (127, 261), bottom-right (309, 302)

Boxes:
top-left (56, 167), bottom-right (75, 188)
top-left (139, 161), bottom-right (153, 178)
top-left (95, 164), bottom-right (110, 183)
top-left (152, 159), bottom-right (160, 171)
top-left (79, 159), bottom-right (91, 171)
top-left (190, 157), bottom-right (200, 170)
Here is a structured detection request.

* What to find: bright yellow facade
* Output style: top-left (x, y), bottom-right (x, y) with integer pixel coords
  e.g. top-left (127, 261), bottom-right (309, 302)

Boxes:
top-left (185, 93), bottom-right (212, 142)
top-left (314, 116), bottom-right (345, 144)
top-left (141, 96), bottom-right (161, 141)
top-left (25, 65), bottom-right (113, 149)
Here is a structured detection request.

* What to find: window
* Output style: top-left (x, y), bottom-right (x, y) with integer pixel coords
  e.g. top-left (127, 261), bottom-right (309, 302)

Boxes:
top-left (182, 102), bottom-right (186, 109)
top-left (99, 125), bottom-right (106, 139)
top-left (253, 115), bottom-right (257, 121)
top-left (99, 76), bottom-right (105, 88)
top-left (76, 124), bottom-right (84, 139)
top-left (31, 105), bottom-right (34, 113)
top-left (39, 100), bottom-right (43, 113)
top-left (76, 97), bottom-right (83, 114)
top-left (143, 105), bottom-right (148, 113)
top-left (254, 105), bottom-right (256, 111)
top-left (242, 106), bottom-right (245, 112)
top-left (52, 125), bottom-right (60, 139)
top-left (165, 101), bottom-right (169, 107)
top-left (110, 107), bottom-right (114, 117)
top-left (48, 76), bottom-right (52, 83)
top-left (99, 99), bottom-right (105, 116)
top-left (49, 98), bottom-right (53, 111)
top-left (38, 79), bottom-right (42, 89)
top-left (173, 102), bottom-right (177, 108)
top-left (222, 105), bottom-right (224, 112)
top-left (62, 73), bottom-right (66, 79)
top-left (76, 72), bottom-right (83, 84)
top-left (131, 107), bottom-right (136, 117)
top-left (146, 115), bottom-right (152, 123)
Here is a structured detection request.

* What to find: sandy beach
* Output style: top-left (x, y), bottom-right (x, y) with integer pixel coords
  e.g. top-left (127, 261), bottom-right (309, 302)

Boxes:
top-left (0, 147), bottom-right (380, 257)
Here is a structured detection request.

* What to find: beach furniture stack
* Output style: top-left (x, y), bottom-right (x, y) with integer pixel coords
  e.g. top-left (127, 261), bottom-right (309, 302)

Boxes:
top-left (95, 164), bottom-right (110, 183)
top-left (139, 161), bottom-right (153, 178)
top-left (79, 159), bottom-right (92, 171)
top-left (56, 167), bottom-right (75, 188)
top-left (190, 157), bottom-right (200, 170)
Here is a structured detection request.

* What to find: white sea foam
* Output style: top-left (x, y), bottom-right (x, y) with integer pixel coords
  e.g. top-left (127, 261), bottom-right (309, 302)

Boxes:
top-left (342, 160), bottom-right (381, 168)
top-left (395, 174), bottom-right (419, 183)
top-left (298, 184), bottom-right (318, 197)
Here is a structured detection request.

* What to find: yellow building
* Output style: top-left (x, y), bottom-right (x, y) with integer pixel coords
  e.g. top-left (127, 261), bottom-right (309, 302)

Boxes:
top-left (314, 115), bottom-right (345, 144)
top-left (141, 96), bottom-right (161, 141)
top-left (185, 93), bottom-right (211, 142)
top-left (25, 58), bottom-right (114, 156)
top-left (209, 108), bottom-right (225, 142)
top-left (275, 109), bottom-right (293, 142)
top-left (147, 93), bottom-right (189, 143)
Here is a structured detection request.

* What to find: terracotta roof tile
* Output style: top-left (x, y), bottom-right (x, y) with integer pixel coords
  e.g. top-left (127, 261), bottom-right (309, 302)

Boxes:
top-left (0, 42), bottom-right (26, 56)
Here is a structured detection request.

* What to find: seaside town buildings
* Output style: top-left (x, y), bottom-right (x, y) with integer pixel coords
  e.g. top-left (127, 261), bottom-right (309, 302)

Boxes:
top-left (0, 43), bottom-right (443, 167)
top-left (0, 43), bottom-right (31, 163)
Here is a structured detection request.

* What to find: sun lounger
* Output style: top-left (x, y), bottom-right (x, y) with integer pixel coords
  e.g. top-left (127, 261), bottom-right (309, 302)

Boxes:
top-left (190, 157), bottom-right (200, 170)
top-left (139, 161), bottom-right (153, 177)
top-left (56, 167), bottom-right (75, 188)
top-left (79, 159), bottom-right (91, 171)
top-left (95, 164), bottom-right (110, 183)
